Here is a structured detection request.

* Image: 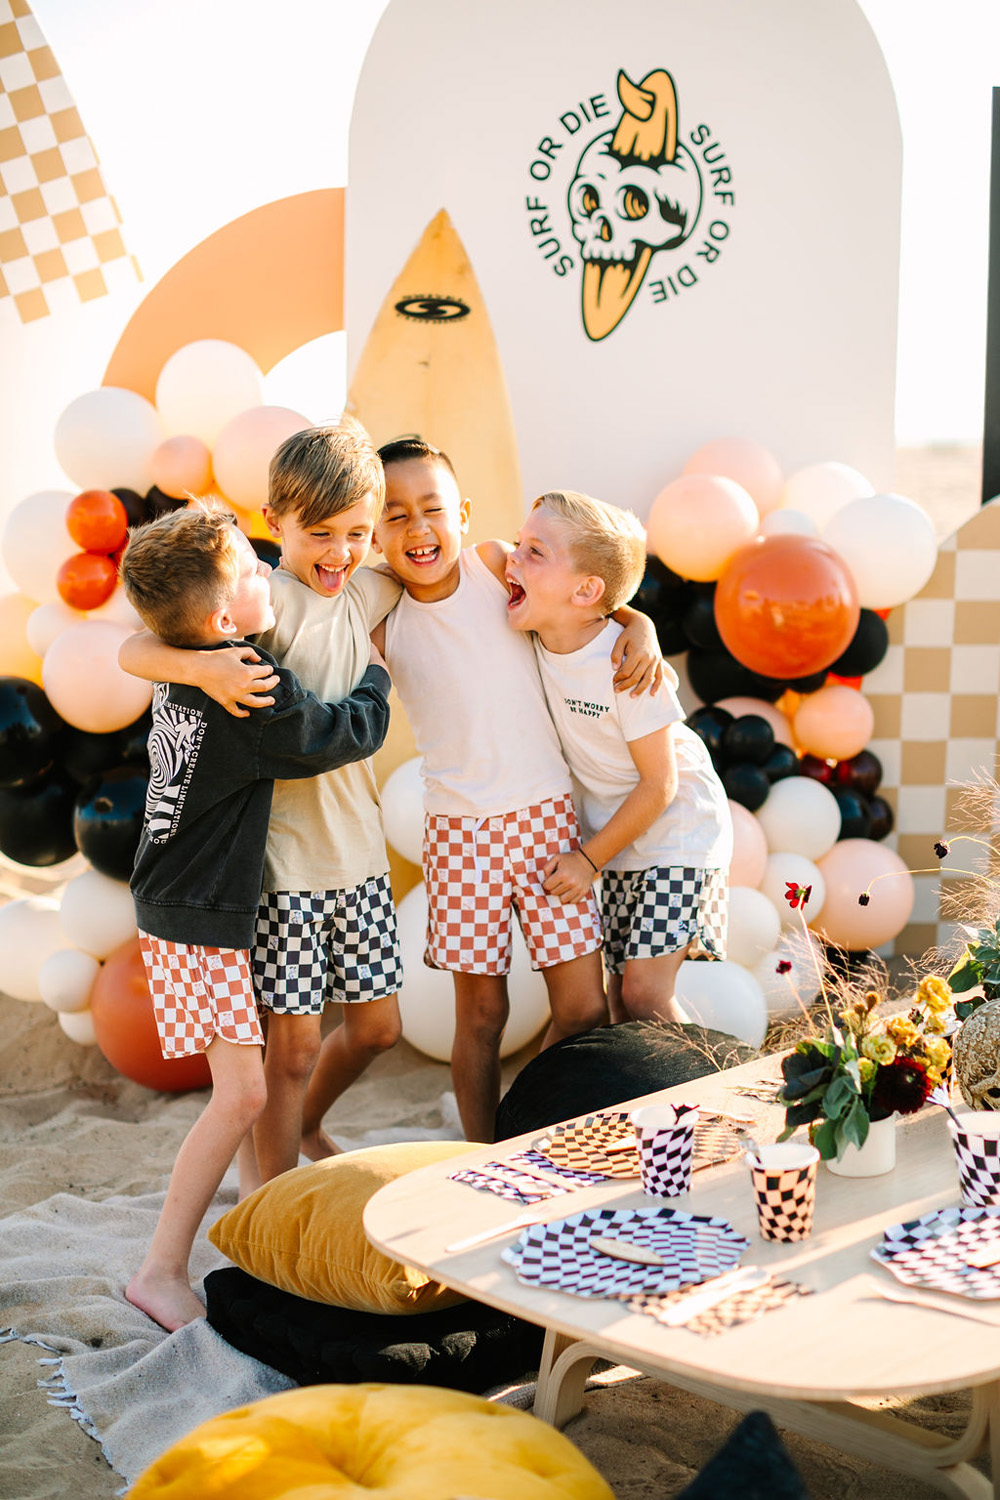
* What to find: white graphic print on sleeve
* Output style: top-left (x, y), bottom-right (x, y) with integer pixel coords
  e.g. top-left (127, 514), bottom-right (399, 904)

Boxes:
top-left (144, 684), bottom-right (206, 842)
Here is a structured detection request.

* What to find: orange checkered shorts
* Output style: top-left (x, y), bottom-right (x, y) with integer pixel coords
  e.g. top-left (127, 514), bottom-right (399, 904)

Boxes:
top-left (138, 933), bottom-right (264, 1059)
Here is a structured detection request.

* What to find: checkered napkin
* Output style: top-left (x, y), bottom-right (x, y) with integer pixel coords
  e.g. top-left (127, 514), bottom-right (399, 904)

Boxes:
top-left (513, 1146), bottom-right (608, 1187)
top-left (447, 1160), bottom-right (571, 1205)
top-left (628, 1277), bottom-right (812, 1336)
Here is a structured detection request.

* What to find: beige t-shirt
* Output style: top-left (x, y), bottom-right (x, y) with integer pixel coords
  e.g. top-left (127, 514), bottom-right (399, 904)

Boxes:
top-left (255, 565), bottom-right (401, 893)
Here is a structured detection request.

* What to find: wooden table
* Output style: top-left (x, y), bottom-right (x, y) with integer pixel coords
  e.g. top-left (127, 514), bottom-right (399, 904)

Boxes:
top-left (364, 1055), bottom-right (1000, 1499)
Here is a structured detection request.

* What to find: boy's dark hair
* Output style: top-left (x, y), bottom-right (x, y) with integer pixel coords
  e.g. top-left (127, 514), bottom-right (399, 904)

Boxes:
top-left (378, 435), bottom-right (457, 481)
top-left (120, 504), bottom-right (242, 648)
top-left (268, 417), bottom-right (386, 528)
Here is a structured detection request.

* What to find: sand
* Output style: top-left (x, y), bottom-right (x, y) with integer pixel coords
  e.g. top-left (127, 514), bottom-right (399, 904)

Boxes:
top-left (0, 444), bottom-right (989, 1497)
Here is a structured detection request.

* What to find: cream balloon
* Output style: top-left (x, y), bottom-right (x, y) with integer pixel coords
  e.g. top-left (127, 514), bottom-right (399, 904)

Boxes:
top-left (43, 620), bottom-right (152, 733)
top-left (0, 897), bottom-right (65, 1000)
top-left (86, 585), bottom-right (144, 631)
top-left (815, 840), bottom-right (915, 950)
top-left (54, 388), bottom-right (164, 494)
top-left (782, 461), bottom-right (873, 530)
top-left (59, 869), bottom-right (138, 959)
top-left (647, 475), bottom-right (758, 582)
top-left (395, 883), bottom-right (549, 1061)
top-left (39, 948), bottom-right (101, 1013)
top-left (674, 960), bottom-right (768, 1047)
top-left (0, 592), bottom-right (43, 683)
top-left (760, 852), bottom-right (826, 927)
top-left (150, 434), bottom-right (213, 498)
top-left (756, 776), bottom-right (842, 861)
top-left (822, 492), bottom-right (938, 610)
top-left (59, 1009), bottom-right (98, 1046)
top-left (752, 928), bottom-right (826, 1018)
top-left (211, 406), bottom-right (312, 512)
top-left (715, 696), bottom-right (794, 748)
top-left (726, 886), bottom-right (782, 969)
top-left (758, 508), bottom-right (819, 538)
top-left (1, 490), bottom-right (77, 603)
top-left (728, 800), bottom-right (769, 888)
top-left (27, 599), bottom-right (85, 656)
top-left (380, 756), bottom-right (425, 867)
top-left (793, 684), bottom-right (874, 762)
top-left (682, 437), bottom-right (783, 515)
top-left (155, 340), bottom-right (264, 447)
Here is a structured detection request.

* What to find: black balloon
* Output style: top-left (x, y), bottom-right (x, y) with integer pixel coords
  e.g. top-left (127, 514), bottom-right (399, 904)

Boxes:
top-left (112, 487), bottom-right (149, 529)
top-left (0, 677), bottom-right (66, 789)
top-left (64, 726), bottom-right (125, 785)
top-left (653, 614), bottom-right (692, 657)
top-left (145, 485), bottom-right (187, 519)
top-left (73, 767), bottom-right (148, 880)
top-left (868, 795), bottom-right (894, 841)
top-left (833, 787), bottom-right (873, 840)
top-left (722, 762), bottom-right (771, 811)
top-left (787, 670), bottom-right (829, 694)
top-left (762, 744), bottom-right (800, 783)
top-left (798, 753), bottom-right (835, 785)
top-left (681, 590), bottom-right (724, 652)
top-left (251, 535), bottom-right (282, 570)
top-left (113, 709), bottom-right (151, 768)
top-left (722, 714), bottom-right (775, 766)
top-left (629, 560), bottom-right (693, 656)
top-left (835, 749), bottom-right (883, 797)
top-left (0, 769), bottom-right (77, 865)
top-left (830, 610), bottom-right (890, 678)
top-left (686, 648), bottom-right (786, 705)
top-left (685, 705), bottom-right (734, 762)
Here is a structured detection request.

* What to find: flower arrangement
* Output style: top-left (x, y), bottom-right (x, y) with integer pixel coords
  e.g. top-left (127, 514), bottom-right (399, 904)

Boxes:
top-left (946, 917), bottom-right (1000, 1019)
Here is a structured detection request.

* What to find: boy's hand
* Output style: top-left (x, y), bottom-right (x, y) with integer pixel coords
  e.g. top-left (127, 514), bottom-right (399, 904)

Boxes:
top-left (200, 646), bottom-right (278, 717)
top-left (612, 611), bottom-right (664, 697)
top-left (542, 850), bottom-right (597, 904)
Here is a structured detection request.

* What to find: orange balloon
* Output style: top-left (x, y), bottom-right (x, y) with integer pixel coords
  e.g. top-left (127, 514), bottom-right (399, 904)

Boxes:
top-left (66, 490), bottom-right (128, 554)
top-left (90, 937), bottom-right (211, 1093)
top-left (57, 551), bottom-right (118, 611)
top-left (714, 534), bottom-right (859, 679)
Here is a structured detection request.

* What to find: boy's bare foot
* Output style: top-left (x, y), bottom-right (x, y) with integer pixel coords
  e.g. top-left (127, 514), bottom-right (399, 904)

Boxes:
top-left (300, 1126), bottom-right (342, 1162)
top-left (126, 1270), bottom-right (206, 1333)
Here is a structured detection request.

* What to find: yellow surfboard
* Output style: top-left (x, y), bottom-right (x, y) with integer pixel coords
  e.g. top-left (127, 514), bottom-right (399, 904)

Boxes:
top-left (347, 209), bottom-right (524, 898)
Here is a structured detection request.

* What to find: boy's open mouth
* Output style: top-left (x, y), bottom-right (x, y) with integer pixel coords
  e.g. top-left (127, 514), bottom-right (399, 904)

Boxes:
top-left (316, 563), bottom-right (348, 592)
top-left (405, 544), bottom-right (441, 567)
top-left (506, 578), bottom-right (526, 608)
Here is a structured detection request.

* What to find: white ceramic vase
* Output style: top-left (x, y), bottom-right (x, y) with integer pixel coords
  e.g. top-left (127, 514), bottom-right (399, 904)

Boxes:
top-left (825, 1113), bottom-right (897, 1178)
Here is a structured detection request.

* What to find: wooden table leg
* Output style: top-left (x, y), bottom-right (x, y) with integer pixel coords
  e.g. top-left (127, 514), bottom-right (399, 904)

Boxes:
top-left (533, 1330), bottom-right (603, 1426)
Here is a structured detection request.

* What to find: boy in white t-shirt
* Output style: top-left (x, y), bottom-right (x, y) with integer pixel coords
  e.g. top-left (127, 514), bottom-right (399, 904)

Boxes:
top-left (505, 489), bottom-right (732, 1025)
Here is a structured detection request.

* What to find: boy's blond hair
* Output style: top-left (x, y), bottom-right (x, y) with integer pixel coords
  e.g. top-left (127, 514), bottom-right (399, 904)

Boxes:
top-left (120, 504), bottom-right (242, 648)
top-left (533, 490), bottom-right (647, 613)
top-left (268, 417), bottom-right (386, 528)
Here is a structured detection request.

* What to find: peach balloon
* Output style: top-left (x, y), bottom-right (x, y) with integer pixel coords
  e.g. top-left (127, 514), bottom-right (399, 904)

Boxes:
top-left (151, 435), bottom-right (213, 499)
top-left (728, 800), bottom-right (768, 887)
top-left (211, 405), bottom-right (311, 512)
top-left (647, 475), bottom-right (758, 582)
top-left (793, 683), bottom-right (874, 761)
top-left (0, 592), bottom-right (43, 684)
top-left (682, 437), bottom-right (784, 515)
top-left (42, 620), bottom-right (151, 733)
top-left (715, 696), bottom-right (794, 748)
top-left (815, 840), bottom-right (914, 950)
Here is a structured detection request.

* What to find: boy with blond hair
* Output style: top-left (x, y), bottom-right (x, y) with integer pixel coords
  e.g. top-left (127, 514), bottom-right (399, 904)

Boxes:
top-left (119, 505), bottom-right (390, 1330)
top-left (120, 420), bottom-right (404, 1181)
top-left (505, 490), bottom-right (732, 1025)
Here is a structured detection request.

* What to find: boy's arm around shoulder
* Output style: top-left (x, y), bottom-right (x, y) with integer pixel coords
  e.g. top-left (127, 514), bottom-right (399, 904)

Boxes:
top-left (610, 605), bottom-right (671, 698)
top-left (119, 629), bottom-right (278, 718)
top-left (255, 654), bottom-right (391, 780)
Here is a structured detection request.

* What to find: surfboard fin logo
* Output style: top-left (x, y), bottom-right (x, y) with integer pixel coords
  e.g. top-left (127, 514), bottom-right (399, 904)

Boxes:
top-left (568, 69), bottom-right (702, 340)
top-left (394, 295), bottom-right (471, 323)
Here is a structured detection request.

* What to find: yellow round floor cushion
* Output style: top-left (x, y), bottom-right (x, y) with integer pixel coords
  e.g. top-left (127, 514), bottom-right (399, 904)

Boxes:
top-left (208, 1140), bottom-right (483, 1314)
top-left (130, 1383), bottom-right (615, 1500)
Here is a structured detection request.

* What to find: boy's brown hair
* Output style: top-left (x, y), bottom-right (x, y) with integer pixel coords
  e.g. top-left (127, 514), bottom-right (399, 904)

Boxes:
top-left (268, 417), bottom-right (386, 528)
top-left (532, 490), bottom-right (647, 614)
top-left (120, 504), bottom-right (242, 648)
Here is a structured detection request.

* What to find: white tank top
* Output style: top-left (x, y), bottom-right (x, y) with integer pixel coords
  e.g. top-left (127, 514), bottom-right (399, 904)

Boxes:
top-left (384, 546), bottom-right (572, 818)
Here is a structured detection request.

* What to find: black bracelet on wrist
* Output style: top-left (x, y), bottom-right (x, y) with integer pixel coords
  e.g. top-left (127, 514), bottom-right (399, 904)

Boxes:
top-left (579, 849), bottom-right (599, 874)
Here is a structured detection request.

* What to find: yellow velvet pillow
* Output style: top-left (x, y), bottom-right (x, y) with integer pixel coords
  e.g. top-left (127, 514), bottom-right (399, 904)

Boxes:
top-left (209, 1140), bottom-right (482, 1314)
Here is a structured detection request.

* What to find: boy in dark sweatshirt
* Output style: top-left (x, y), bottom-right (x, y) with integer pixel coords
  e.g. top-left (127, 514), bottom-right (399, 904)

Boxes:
top-left (119, 505), bottom-right (390, 1331)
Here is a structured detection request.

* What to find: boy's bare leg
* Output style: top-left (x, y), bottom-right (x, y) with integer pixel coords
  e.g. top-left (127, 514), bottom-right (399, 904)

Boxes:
top-left (607, 972), bottom-right (629, 1025)
top-left (451, 972), bottom-right (510, 1143)
top-left (236, 1131), bottom-right (261, 1200)
top-left (300, 993), bottom-right (402, 1160)
top-left (619, 946), bottom-right (691, 1024)
top-left (254, 1011), bottom-right (324, 1182)
top-left (126, 1038), bottom-right (266, 1332)
top-left (539, 947), bottom-right (608, 1048)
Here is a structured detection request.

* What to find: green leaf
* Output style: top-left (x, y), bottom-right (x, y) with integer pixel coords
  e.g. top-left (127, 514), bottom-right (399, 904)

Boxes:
top-left (812, 1117), bottom-right (840, 1160)
top-left (955, 997), bottom-right (985, 1021)
top-left (823, 1076), bottom-right (855, 1114)
top-left (841, 1098), bottom-right (870, 1151)
top-left (949, 961), bottom-right (983, 993)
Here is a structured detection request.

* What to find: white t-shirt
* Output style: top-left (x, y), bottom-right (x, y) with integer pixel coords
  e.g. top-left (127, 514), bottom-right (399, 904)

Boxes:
top-left (534, 620), bottom-right (733, 872)
top-left (383, 546), bottom-right (571, 818)
top-left (255, 565), bottom-right (401, 893)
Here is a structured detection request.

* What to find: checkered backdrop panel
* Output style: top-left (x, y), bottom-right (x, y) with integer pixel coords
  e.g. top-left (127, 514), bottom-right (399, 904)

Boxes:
top-left (0, 0), bottom-right (139, 324)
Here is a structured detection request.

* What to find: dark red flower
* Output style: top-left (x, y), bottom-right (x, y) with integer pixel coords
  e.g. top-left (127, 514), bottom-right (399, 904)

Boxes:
top-left (776, 959), bottom-right (792, 975)
top-left (858, 892), bottom-right (871, 906)
top-left (870, 1056), bottom-right (932, 1119)
top-left (784, 881), bottom-right (812, 910)
top-left (934, 841), bottom-right (949, 859)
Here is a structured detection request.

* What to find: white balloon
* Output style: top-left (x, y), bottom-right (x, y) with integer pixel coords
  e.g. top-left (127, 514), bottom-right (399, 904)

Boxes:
top-left (27, 599), bottom-right (85, 655)
top-left (54, 388), bottom-right (164, 494)
top-left (59, 869), bottom-right (137, 959)
top-left (726, 886), bottom-right (782, 969)
top-left (822, 492), bottom-right (938, 610)
top-left (395, 883), bottom-right (550, 1061)
top-left (155, 340), bottom-right (264, 447)
top-left (760, 852), bottom-right (826, 926)
top-left (758, 507), bottom-right (819, 538)
top-left (0, 897), bottom-right (65, 1000)
top-left (756, 777), bottom-right (842, 861)
top-left (380, 757), bottom-right (425, 867)
top-left (39, 948), bottom-right (100, 1012)
top-left (58, 1008), bottom-right (98, 1046)
top-left (752, 928), bottom-right (826, 1018)
top-left (782, 462), bottom-right (873, 530)
top-left (86, 585), bottom-right (143, 631)
top-left (674, 960), bottom-right (768, 1047)
top-left (1, 490), bottom-right (76, 603)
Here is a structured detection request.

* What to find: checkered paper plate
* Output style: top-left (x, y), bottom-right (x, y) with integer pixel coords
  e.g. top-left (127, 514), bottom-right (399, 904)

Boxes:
top-left (536, 1110), bottom-right (741, 1179)
top-left (501, 1205), bottom-right (749, 1298)
top-left (872, 1206), bottom-right (1000, 1299)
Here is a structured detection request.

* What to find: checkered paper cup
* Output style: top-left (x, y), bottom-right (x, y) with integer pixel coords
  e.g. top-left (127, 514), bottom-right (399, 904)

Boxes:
top-left (948, 1112), bottom-right (1000, 1207)
top-left (748, 1143), bottom-right (819, 1243)
top-left (631, 1103), bottom-right (699, 1197)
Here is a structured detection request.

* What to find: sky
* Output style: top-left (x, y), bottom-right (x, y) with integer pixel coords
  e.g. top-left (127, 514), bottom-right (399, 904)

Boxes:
top-left (25, 0), bottom-right (1000, 446)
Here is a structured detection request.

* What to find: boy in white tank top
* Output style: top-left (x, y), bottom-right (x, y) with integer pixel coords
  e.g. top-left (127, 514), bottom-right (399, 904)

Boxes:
top-left (505, 490), bottom-right (732, 1027)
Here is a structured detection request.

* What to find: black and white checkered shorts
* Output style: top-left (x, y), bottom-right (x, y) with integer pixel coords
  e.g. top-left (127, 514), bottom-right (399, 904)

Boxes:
top-left (253, 874), bottom-right (402, 1013)
top-left (600, 866), bottom-right (728, 974)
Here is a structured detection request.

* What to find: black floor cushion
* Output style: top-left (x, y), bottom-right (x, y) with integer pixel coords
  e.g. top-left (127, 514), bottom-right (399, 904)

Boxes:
top-left (205, 1266), bottom-right (545, 1393)
top-left (675, 1411), bottom-right (812, 1499)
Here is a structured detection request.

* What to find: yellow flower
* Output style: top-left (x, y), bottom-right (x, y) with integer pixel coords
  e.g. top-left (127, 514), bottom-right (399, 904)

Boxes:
top-left (926, 1067), bottom-right (944, 1090)
top-left (923, 1036), bottom-right (951, 1069)
top-left (917, 975), bottom-right (953, 1013)
top-left (923, 1013), bottom-right (947, 1035)
top-left (885, 1016), bottom-right (921, 1049)
top-left (862, 1033), bottom-right (897, 1065)
top-left (858, 1057), bottom-right (877, 1086)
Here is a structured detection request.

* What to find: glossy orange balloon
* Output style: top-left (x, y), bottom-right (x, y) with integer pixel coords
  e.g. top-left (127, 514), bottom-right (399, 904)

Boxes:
top-left (714, 534), bottom-right (859, 680)
top-left (56, 551), bottom-right (118, 611)
top-left (90, 937), bottom-right (211, 1093)
top-left (66, 489), bottom-right (129, 554)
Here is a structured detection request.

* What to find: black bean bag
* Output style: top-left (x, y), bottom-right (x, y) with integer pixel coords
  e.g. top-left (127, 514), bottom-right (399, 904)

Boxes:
top-left (204, 1266), bottom-right (545, 1393)
top-left (495, 1021), bottom-right (757, 1139)
top-left (675, 1411), bottom-right (811, 1499)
